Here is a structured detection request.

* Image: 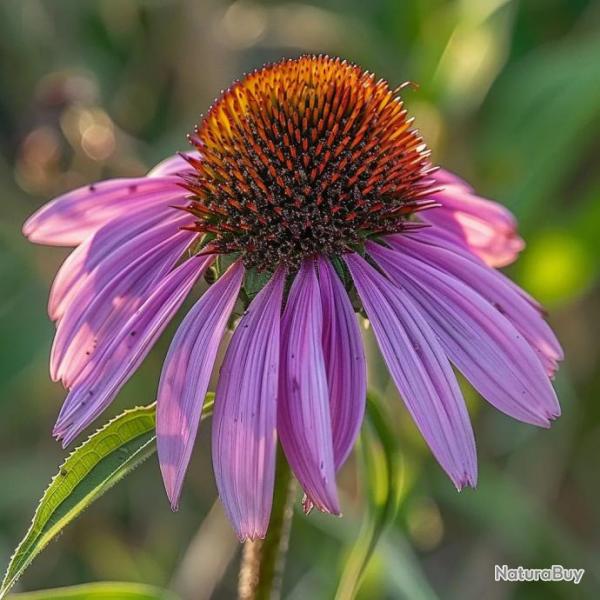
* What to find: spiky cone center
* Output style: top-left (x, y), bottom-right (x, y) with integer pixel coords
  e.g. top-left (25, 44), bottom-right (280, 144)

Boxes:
top-left (183, 55), bottom-right (436, 271)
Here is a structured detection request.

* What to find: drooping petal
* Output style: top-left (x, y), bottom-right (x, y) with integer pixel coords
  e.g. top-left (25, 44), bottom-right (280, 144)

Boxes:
top-left (430, 171), bottom-right (515, 229)
top-left (48, 203), bottom-right (186, 321)
top-left (400, 227), bottom-right (544, 313)
top-left (423, 172), bottom-right (524, 267)
top-left (278, 260), bottom-right (340, 514)
top-left (53, 255), bottom-right (214, 445)
top-left (23, 176), bottom-right (185, 246)
top-left (367, 241), bottom-right (560, 427)
top-left (386, 234), bottom-right (563, 375)
top-left (147, 152), bottom-right (199, 177)
top-left (317, 257), bottom-right (366, 469)
top-left (157, 262), bottom-right (244, 509)
top-left (345, 252), bottom-right (477, 490)
top-left (431, 168), bottom-right (474, 192)
top-left (213, 267), bottom-right (285, 541)
top-left (51, 217), bottom-right (194, 386)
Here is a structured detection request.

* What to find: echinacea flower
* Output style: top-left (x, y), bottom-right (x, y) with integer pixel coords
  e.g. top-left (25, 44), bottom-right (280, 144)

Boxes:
top-left (23, 55), bottom-right (562, 540)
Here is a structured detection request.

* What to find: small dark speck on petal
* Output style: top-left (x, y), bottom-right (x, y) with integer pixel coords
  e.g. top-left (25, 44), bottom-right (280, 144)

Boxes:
top-left (493, 302), bottom-right (506, 314)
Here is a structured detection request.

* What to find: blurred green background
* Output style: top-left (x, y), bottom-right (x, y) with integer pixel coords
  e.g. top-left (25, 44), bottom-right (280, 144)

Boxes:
top-left (1, 0), bottom-right (599, 598)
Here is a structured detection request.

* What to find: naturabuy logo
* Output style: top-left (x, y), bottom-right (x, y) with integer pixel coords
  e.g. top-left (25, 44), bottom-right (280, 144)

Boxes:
top-left (495, 565), bottom-right (585, 585)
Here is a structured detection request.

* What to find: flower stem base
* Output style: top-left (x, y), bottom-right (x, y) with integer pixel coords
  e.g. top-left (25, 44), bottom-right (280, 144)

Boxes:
top-left (238, 447), bottom-right (295, 600)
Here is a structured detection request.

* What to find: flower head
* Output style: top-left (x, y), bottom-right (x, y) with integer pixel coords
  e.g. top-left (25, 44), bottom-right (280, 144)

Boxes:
top-left (23, 55), bottom-right (562, 541)
top-left (182, 56), bottom-right (433, 270)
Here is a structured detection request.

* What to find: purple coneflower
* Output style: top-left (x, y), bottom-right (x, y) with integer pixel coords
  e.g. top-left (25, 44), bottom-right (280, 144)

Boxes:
top-left (23, 55), bottom-right (562, 540)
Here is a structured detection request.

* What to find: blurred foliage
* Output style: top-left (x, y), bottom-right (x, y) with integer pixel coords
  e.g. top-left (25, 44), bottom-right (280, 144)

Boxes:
top-left (1, 404), bottom-right (155, 599)
top-left (336, 394), bottom-right (403, 600)
top-left (1, 400), bottom-right (212, 599)
top-left (8, 581), bottom-right (178, 599)
top-left (0, 0), bottom-right (599, 599)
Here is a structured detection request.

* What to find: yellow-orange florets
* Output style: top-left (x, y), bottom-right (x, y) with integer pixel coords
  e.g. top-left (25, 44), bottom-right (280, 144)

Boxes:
top-left (182, 55), bottom-right (436, 270)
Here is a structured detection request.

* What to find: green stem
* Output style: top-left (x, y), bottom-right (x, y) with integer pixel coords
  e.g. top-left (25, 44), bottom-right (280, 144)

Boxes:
top-left (238, 447), bottom-right (295, 600)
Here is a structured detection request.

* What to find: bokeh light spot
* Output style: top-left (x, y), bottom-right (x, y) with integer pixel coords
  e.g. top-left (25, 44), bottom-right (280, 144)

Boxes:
top-left (519, 229), bottom-right (594, 306)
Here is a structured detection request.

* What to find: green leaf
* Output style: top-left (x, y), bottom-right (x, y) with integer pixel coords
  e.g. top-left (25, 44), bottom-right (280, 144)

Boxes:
top-left (7, 581), bottom-right (178, 600)
top-left (335, 392), bottom-right (403, 600)
top-left (242, 267), bottom-right (272, 302)
top-left (0, 398), bottom-right (214, 599)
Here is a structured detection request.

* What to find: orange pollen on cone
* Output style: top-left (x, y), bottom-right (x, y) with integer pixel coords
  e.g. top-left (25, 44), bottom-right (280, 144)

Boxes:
top-left (182, 54), bottom-right (436, 270)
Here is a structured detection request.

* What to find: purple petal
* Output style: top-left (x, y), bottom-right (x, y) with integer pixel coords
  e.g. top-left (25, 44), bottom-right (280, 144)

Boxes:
top-left (278, 260), bottom-right (340, 514)
top-left (431, 184), bottom-right (517, 230)
top-left (399, 228), bottom-right (544, 313)
top-left (431, 168), bottom-right (474, 192)
top-left (157, 261), bottom-right (244, 509)
top-left (23, 176), bottom-right (185, 246)
top-left (345, 252), bottom-right (477, 490)
top-left (367, 241), bottom-right (560, 427)
top-left (213, 267), bottom-right (285, 541)
top-left (51, 218), bottom-right (194, 386)
top-left (49, 204), bottom-right (187, 321)
top-left (423, 173), bottom-right (524, 267)
top-left (53, 254), bottom-right (214, 445)
top-left (147, 152), bottom-right (200, 177)
top-left (317, 257), bottom-right (366, 469)
top-left (386, 234), bottom-right (563, 375)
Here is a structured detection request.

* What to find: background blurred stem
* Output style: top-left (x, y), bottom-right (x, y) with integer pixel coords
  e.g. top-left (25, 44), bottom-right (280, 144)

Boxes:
top-left (238, 447), bottom-right (295, 600)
